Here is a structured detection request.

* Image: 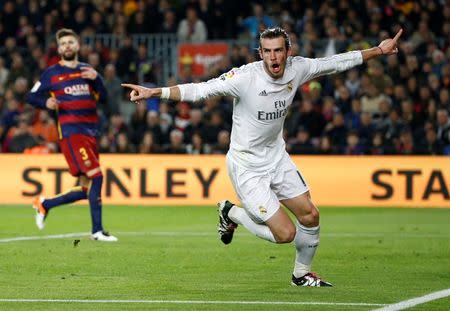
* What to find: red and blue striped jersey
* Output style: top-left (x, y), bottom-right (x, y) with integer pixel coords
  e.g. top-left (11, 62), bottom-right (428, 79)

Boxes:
top-left (27, 61), bottom-right (107, 139)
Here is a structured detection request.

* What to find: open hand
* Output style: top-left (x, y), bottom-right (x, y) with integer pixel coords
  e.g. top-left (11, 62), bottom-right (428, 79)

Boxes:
top-left (378, 29), bottom-right (403, 55)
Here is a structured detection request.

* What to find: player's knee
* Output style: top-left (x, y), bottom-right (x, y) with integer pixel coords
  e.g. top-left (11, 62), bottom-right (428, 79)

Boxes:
top-left (275, 227), bottom-right (296, 243)
top-left (311, 206), bottom-right (320, 223)
top-left (300, 204), bottom-right (320, 227)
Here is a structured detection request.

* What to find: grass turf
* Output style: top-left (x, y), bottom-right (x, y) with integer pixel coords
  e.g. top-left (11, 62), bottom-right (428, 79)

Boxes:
top-left (0, 205), bottom-right (449, 310)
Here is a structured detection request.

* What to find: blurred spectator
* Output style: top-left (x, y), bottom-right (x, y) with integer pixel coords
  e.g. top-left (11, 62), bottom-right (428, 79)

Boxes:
top-left (202, 110), bottom-right (229, 145)
top-left (159, 112), bottom-right (174, 146)
top-left (6, 114), bottom-right (38, 153)
top-left (368, 132), bottom-right (389, 155)
top-left (174, 102), bottom-right (191, 134)
top-left (139, 130), bottom-right (161, 154)
top-left (1, 1), bottom-right (19, 38)
top-left (129, 102), bottom-right (148, 145)
top-left (127, 8), bottom-right (147, 34)
top-left (6, 52), bottom-right (31, 88)
top-left (344, 69), bottom-right (360, 98)
top-left (159, 10), bottom-right (177, 34)
top-left (163, 129), bottom-right (186, 154)
top-left (289, 126), bottom-right (315, 155)
top-left (116, 37), bottom-right (136, 81)
top-left (0, 57), bottom-right (10, 94)
top-left (344, 130), bottom-right (365, 155)
top-left (395, 128), bottom-right (417, 155)
top-left (316, 135), bottom-right (334, 155)
top-left (317, 24), bottom-right (346, 58)
top-left (324, 111), bottom-right (347, 150)
top-left (115, 131), bottom-right (135, 153)
top-left (210, 129), bottom-right (230, 154)
top-left (286, 99), bottom-right (325, 139)
top-left (436, 108), bottom-right (450, 146)
top-left (31, 110), bottom-right (58, 148)
top-left (239, 3), bottom-right (275, 45)
top-left (177, 6), bottom-right (207, 43)
top-left (103, 64), bottom-right (122, 117)
top-left (184, 108), bottom-right (205, 143)
top-left (360, 83), bottom-right (390, 117)
top-left (186, 131), bottom-right (210, 154)
top-left (98, 134), bottom-right (112, 153)
top-left (421, 124), bottom-right (444, 155)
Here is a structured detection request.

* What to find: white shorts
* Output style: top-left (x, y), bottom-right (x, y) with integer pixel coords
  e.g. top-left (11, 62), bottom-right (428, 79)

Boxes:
top-left (226, 152), bottom-right (309, 223)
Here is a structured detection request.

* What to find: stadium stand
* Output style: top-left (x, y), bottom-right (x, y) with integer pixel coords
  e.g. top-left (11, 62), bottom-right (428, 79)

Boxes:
top-left (0, 0), bottom-right (449, 155)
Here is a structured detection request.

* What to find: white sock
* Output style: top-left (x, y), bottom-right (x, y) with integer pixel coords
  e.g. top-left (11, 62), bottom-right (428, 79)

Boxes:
top-left (228, 205), bottom-right (276, 243)
top-left (293, 222), bottom-right (320, 278)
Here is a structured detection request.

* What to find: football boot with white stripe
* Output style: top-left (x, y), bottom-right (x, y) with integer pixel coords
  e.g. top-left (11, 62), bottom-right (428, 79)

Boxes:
top-left (291, 272), bottom-right (333, 287)
top-left (217, 200), bottom-right (237, 245)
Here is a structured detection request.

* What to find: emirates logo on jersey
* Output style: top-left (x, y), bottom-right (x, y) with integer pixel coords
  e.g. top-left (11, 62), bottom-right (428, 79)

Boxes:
top-left (64, 84), bottom-right (90, 96)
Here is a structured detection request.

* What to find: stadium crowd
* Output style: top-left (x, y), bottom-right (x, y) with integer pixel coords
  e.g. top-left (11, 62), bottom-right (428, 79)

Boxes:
top-left (0, 0), bottom-right (449, 155)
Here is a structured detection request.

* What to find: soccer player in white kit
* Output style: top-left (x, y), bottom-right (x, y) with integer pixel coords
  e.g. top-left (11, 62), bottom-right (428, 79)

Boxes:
top-left (123, 27), bottom-right (402, 287)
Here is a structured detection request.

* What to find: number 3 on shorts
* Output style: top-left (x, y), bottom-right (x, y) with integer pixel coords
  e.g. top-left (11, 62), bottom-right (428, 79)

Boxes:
top-left (79, 147), bottom-right (89, 160)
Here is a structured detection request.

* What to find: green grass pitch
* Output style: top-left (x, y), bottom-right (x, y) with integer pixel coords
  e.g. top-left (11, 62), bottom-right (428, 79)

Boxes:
top-left (0, 205), bottom-right (449, 310)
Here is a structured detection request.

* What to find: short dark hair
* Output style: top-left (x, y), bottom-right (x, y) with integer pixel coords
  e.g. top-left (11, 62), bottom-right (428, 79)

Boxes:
top-left (55, 28), bottom-right (79, 43)
top-left (259, 27), bottom-right (291, 50)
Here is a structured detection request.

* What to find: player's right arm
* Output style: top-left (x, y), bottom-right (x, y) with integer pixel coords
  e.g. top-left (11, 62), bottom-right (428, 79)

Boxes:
top-left (26, 69), bottom-right (57, 110)
top-left (122, 67), bottom-right (249, 104)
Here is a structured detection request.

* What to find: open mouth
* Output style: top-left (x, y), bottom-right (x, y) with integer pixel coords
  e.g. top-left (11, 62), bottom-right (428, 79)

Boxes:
top-left (272, 63), bottom-right (280, 73)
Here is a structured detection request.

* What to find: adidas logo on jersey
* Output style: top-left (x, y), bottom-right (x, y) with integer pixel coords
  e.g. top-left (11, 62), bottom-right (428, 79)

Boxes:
top-left (258, 90), bottom-right (268, 96)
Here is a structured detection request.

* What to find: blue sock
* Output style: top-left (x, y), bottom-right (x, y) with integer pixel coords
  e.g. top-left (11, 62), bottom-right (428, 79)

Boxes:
top-left (43, 187), bottom-right (87, 211)
top-left (89, 175), bottom-right (104, 233)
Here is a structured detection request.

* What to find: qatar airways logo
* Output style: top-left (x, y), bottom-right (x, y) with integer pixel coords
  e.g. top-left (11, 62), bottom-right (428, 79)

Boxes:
top-left (64, 84), bottom-right (90, 96)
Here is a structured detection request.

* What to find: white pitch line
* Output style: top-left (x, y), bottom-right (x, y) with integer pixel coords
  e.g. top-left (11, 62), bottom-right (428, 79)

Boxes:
top-left (0, 231), bottom-right (448, 243)
top-left (372, 288), bottom-right (450, 311)
top-left (0, 298), bottom-right (386, 307)
top-left (0, 232), bottom-right (90, 242)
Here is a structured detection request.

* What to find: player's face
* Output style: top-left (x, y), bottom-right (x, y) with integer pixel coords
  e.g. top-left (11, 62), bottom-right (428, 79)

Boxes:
top-left (57, 35), bottom-right (80, 61)
top-left (259, 37), bottom-right (290, 79)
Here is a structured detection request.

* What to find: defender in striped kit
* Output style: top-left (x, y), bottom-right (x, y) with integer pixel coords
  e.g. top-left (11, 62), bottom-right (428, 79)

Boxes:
top-left (27, 28), bottom-right (116, 242)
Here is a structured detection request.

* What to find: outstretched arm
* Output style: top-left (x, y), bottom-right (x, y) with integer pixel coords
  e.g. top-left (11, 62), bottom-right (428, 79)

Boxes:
top-left (361, 29), bottom-right (403, 62)
top-left (121, 84), bottom-right (181, 104)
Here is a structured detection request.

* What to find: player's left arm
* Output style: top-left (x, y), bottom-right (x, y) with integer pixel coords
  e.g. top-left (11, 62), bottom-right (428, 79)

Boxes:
top-left (298, 28), bottom-right (403, 83)
top-left (361, 29), bottom-right (403, 62)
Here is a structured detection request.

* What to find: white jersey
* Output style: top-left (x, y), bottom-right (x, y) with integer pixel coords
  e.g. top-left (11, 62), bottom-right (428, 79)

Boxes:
top-left (178, 51), bottom-right (363, 171)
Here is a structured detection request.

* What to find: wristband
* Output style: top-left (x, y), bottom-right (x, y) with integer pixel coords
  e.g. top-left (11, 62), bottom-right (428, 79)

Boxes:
top-left (377, 46), bottom-right (384, 55)
top-left (160, 87), bottom-right (170, 100)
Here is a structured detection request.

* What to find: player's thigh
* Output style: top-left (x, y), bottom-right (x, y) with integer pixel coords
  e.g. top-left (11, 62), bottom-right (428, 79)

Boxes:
top-left (272, 154), bottom-right (317, 220)
top-left (226, 156), bottom-right (280, 224)
top-left (271, 153), bottom-right (309, 201)
top-left (60, 134), bottom-right (101, 177)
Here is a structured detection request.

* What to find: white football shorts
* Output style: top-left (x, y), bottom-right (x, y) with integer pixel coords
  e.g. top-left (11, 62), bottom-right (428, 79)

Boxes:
top-left (226, 151), bottom-right (309, 223)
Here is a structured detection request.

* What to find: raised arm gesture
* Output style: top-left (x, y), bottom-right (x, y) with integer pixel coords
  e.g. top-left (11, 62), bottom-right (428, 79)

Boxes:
top-left (361, 28), bottom-right (403, 61)
top-left (378, 28), bottom-right (403, 55)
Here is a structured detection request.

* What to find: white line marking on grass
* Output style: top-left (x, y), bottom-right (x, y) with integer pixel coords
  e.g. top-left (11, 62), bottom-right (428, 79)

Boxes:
top-left (0, 231), bottom-right (448, 243)
top-left (0, 298), bottom-right (386, 307)
top-left (0, 233), bottom-right (90, 243)
top-left (372, 288), bottom-right (450, 311)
